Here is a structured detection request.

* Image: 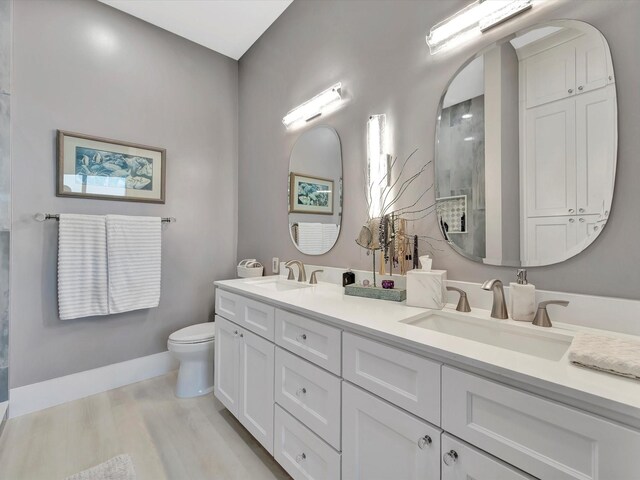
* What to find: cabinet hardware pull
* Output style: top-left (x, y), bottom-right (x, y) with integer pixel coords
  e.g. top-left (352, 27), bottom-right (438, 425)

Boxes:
top-left (295, 453), bottom-right (306, 463)
top-left (569, 218), bottom-right (575, 223)
top-left (594, 225), bottom-right (599, 231)
top-left (443, 450), bottom-right (458, 466)
top-left (579, 208), bottom-right (585, 213)
top-left (578, 85), bottom-right (584, 91)
top-left (296, 387), bottom-right (307, 396)
top-left (418, 435), bottom-right (432, 449)
top-left (579, 217), bottom-right (585, 223)
top-left (568, 88), bottom-right (574, 94)
top-left (568, 208), bottom-right (575, 214)
top-left (297, 333), bottom-right (307, 341)
top-left (234, 330), bottom-right (238, 335)
top-left (239, 333), bottom-right (244, 337)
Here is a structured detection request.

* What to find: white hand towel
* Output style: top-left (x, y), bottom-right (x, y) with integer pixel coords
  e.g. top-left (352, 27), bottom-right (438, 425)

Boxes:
top-left (106, 215), bottom-right (161, 314)
top-left (57, 214), bottom-right (108, 320)
top-left (322, 223), bottom-right (339, 251)
top-left (568, 332), bottom-right (640, 380)
top-left (298, 222), bottom-right (324, 254)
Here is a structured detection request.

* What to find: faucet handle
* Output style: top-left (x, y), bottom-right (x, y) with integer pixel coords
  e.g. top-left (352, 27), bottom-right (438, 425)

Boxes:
top-left (285, 265), bottom-right (295, 280)
top-left (533, 300), bottom-right (569, 327)
top-left (446, 286), bottom-right (471, 312)
top-left (309, 270), bottom-right (324, 285)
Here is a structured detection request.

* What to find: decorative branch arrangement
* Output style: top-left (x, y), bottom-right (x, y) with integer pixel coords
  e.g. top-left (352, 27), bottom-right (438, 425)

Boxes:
top-left (357, 147), bottom-right (443, 285)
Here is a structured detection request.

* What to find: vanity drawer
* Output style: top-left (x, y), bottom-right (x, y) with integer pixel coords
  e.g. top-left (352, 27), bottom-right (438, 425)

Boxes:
top-left (274, 404), bottom-right (341, 480)
top-left (442, 366), bottom-right (640, 480)
top-left (215, 289), bottom-right (275, 341)
top-left (275, 309), bottom-right (341, 375)
top-left (342, 332), bottom-right (441, 426)
top-left (275, 347), bottom-right (341, 449)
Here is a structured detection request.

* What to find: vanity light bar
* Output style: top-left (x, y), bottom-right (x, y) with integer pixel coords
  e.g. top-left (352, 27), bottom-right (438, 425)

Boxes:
top-left (282, 83), bottom-right (343, 129)
top-left (426, 0), bottom-right (533, 55)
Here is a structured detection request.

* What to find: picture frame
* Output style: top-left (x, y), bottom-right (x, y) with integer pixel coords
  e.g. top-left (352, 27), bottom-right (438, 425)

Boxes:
top-left (289, 172), bottom-right (334, 214)
top-left (57, 130), bottom-right (166, 203)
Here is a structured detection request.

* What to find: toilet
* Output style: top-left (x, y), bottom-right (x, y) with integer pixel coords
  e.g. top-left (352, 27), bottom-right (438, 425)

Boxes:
top-left (167, 322), bottom-right (216, 398)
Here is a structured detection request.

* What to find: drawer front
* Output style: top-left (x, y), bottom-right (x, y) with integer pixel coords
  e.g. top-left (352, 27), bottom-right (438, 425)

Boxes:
top-left (342, 332), bottom-right (441, 425)
top-left (442, 366), bottom-right (640, 480)
top-left (275, 347), bottom-right (341, 449)
top-left (274, 404), bottom-right (341, 480)
top-left (342, 382), bottom-right (441, 480)
top-left (441, 434), bottom-right (534, 480)
top-left (216, 289), bottom-right (275, 341)
top-left (276, 309), bottom-right (342, 375)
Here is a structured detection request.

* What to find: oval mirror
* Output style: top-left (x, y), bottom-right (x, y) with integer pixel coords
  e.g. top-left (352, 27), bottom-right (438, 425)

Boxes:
top-left (288, 126), bottom-right (342, 255)
top-left (435, 20), bottom-right (617, 267)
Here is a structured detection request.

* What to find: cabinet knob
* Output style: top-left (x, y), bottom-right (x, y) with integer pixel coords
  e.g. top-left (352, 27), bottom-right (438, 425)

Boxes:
top-left (443, 450), bottom-right (459, 466)
top-left (579, 208), bottom-right (585, 213)
top-left (295, 453), bottom-right (306, 463)
top-left (234, 330), bottom-right (239, 335)
top-left (296, 387), bottom-right (307, 396)
top-left (569, 218), bottom-right (575, 223)
top-left (579, 217), bottom-right (585, 223)
top-left (417, 435), bottom-right (432, 449)
top-left (297, 333), bottom-right (307, 341)
top-left (568, 88), bottom-right (574, 94)
top-left (239, 333), bottom-right (244, 337)
top-left (594, 225), bottom-right (600, 231)
top-left (578, 85), bottom-right (584, 91)
top-left (568, 208), bottom-right (575, 214)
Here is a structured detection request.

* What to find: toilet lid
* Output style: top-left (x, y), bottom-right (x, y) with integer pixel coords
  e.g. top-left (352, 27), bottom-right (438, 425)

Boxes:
top-left (169, 322), bottom-right (216, 344)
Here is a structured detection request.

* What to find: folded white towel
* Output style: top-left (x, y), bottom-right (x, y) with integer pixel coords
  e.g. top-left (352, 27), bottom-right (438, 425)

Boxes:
top-left (106, 215), bottom-right (161, 315)
top-left (568, 332), bottom-right (640, 380)
top-left (298, 222), bottom-right (324, 254)
top-left (58, 214), bottom-right (108, 320)
top-left (322, 223), bottom-right (339, 251)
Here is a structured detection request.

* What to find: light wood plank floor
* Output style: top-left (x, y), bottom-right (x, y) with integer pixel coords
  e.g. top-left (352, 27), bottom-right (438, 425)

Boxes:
top-left (0, 372), bottom-right (291, 480)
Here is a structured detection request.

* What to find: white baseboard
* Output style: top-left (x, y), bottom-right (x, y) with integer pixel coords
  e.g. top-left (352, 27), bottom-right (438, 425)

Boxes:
top-left (8, 351), bottom-right (178, 419)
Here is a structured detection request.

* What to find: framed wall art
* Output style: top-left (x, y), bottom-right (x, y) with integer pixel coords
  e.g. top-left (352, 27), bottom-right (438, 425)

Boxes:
top-left (57, 130), bottom-right (166, 203)
top-left (289, 173), bottom-right (334, 214)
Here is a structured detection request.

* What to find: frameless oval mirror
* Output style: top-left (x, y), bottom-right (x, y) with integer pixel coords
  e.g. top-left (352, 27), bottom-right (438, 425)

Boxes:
top-left (435, 20), bottom-right (617, 267)
top-left (288, 126), bottom-right (342, 255)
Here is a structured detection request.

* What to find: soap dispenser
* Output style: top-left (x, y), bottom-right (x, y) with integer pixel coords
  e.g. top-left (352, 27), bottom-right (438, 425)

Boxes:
top-left (510, 269), bottom-right (536, 321)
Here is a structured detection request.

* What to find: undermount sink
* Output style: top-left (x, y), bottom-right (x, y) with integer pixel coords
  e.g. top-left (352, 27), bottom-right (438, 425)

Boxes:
top-left (401, 311), bottom-right (573, 361)
top-left (245, 277), bottom-right (312, 292)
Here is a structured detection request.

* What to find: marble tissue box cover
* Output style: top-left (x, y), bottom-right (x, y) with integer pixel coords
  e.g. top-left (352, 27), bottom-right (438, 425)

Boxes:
top-left (406, 270), bottom-right (447, 309)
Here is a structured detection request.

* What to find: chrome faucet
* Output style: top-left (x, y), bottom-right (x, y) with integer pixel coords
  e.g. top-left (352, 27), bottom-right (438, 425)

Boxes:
top-left (481, 279), bottom-right (508, 319)
top-left (284, 260), bottom-right (307, 283)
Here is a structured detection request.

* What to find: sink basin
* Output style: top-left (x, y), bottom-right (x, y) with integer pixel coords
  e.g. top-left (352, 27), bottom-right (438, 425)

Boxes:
top-left (245, 277), bottom-right (312, 292)
top-left (401, 311), bottom-right (573, 361)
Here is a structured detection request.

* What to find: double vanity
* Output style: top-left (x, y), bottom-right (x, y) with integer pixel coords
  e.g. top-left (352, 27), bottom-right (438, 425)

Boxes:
top-left (213, 275), bottom-right (640, 480)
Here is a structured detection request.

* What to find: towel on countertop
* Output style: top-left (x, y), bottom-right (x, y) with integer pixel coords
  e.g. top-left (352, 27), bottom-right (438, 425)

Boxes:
top-left (106, 215), bottom-right (161, 314)
top-left (568, 332), bottom-right (640, 380)
top-left (58, 214), bottom-right (109, 320)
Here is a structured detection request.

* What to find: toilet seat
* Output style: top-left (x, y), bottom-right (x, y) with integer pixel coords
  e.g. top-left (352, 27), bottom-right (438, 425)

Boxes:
top-left (169, 322), bottom-right (215, 344)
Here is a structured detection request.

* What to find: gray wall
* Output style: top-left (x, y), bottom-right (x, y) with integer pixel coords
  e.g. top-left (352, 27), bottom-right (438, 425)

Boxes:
top-left (0, 0), bottom-right (11, 402)
top-left (238, 0), bottom-right (640, 300)
top-left (11, 0), bottom-right (238, 388)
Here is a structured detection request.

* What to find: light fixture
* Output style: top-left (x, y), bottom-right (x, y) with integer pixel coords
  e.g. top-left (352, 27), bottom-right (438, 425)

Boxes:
top-left (462, 113), bottom-right (473, 119)
top-left (426, 0), bottom-right (533, 55)
top-left (282, 83), bottom-right (343, 129)
top-left (367, 114), bottom-right (390, 218)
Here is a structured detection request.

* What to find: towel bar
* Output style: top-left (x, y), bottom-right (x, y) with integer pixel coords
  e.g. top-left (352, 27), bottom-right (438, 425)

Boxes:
top-left (34, 213), bottom-right (176, 223)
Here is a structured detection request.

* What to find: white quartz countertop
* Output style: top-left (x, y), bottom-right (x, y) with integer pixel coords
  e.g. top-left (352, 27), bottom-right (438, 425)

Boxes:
top-left (215, 277), bottom-right (640, 424)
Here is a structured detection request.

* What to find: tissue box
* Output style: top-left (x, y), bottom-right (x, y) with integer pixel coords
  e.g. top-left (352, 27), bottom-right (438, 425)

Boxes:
top-left (406, 270), bottom-right (447, 309)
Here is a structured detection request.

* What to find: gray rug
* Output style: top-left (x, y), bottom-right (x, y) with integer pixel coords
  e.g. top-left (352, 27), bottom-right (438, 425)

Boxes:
top-left (66, 455), bottom-right (136, 480)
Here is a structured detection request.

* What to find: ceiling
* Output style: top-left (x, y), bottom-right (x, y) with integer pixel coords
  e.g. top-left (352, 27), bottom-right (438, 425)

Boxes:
top-left (98, 0), bottom-right (294, 60)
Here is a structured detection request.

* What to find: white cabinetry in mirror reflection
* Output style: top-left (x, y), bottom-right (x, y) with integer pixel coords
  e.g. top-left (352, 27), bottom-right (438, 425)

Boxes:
top-left (214, 289), bottom-right (640, 479)
top-left (521, 30), bottom-right (615, 264)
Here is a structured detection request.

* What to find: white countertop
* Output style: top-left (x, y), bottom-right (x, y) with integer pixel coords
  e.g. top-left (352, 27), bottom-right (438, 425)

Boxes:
top-left (215, 277), bottom-right (640, 424)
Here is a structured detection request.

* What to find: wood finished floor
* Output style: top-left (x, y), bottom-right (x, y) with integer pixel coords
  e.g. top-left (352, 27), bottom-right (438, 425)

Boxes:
top-left (0, 372), bottom-right (291, 480)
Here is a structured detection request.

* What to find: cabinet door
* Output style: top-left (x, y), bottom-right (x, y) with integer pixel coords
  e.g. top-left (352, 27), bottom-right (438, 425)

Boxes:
top-left (342, 382), bottom-right (441, 480)
top-left (576, 214), bottom-right (605, 245)
top-left (525, 41), bottom-right (576, 108)
top-left (214, 315), bottom-right (240, 416)
top-left (525, 97), bottom-right (576, 218)
top-left (441, 434), bottom-right (534, 480)
top-left (238, 328), bottom-right (275, 454)
top-left (525, 216), bottom-right (577, 265)
top-left (576, 85), bottom-right (616, 215)
top-left (575, 34), bottom-right (609, 93)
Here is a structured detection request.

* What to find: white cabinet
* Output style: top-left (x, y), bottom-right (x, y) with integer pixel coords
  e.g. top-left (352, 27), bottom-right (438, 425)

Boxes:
top-left (575, 33), bottom-right (610, 93)
top-left (442, 367), bottom-right (640, 480)
top-left (215, 288), bottom-right (275, 340)
top-left (576, 85), bottom-right (616, 215)
top-left (214, 315), bottom-right (240, 416)
top-left (441, 434), bottom-right (533, 480)
top-left (214, 315), bottom-right (275, 454)
top-left (342, 382), bottom-right (441, 480)
top-left (525, 216), bottom-right (577, 264)
top-left (276, 309), bottom-right (342, 375)
top-left (239, 327), bottom-right (275, 454)
top-left (274, 404), bottom-right (341, 480)
top-left (275, 347), bottom-right (341, 449)
top-left (342, 332), bottom-right (441, 425)
top-left (524, 96), bottom-right (577, 218)
top-left (524, 41), bottom-right (576, 108)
